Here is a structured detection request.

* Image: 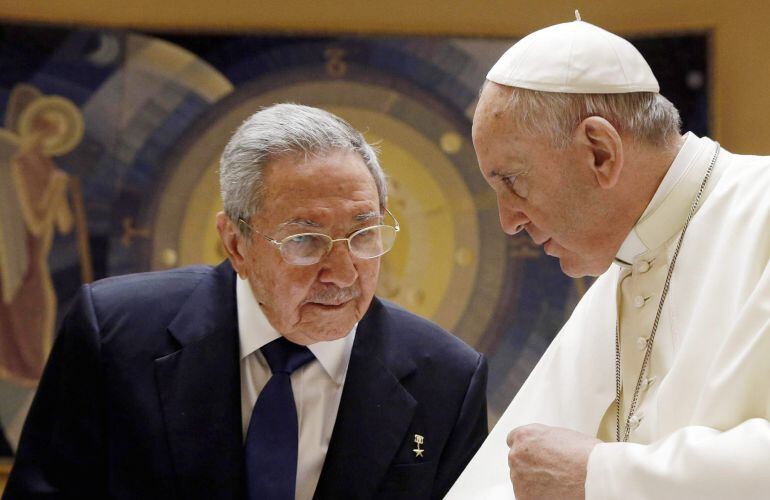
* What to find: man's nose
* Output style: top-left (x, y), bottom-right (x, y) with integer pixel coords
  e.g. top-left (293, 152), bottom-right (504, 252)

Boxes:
top-left (318, 241), bottom-right (358, 287)
top-left (498, 198), bottom-right (529, 235)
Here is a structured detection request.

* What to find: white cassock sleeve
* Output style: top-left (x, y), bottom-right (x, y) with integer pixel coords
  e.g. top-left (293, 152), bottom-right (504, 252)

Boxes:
top-left (586, 258), bottom-right (770, 500)
top-left (587, 419), bottom-right (770, 499)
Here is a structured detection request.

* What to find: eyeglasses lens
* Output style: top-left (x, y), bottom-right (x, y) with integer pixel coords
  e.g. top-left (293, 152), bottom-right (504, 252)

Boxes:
top-left (280, 226), bottom-right (397, 265)
top-left (281, 234), bottom-right (329, 266)
top-left (350, 226), bottom-right (396, 259)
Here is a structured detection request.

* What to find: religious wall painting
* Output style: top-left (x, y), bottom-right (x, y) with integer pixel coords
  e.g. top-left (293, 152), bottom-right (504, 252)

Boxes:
top-left (0, 83), bottom-right (91, 458)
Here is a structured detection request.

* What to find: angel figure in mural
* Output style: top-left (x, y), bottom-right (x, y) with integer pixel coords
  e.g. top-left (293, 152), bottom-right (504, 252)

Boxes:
top-left (0, 84), bottom-right (89, 451)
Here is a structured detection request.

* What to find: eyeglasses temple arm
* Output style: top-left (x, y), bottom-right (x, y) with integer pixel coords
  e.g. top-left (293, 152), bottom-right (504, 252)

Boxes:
top-left (238, 217), bottom-right (282, 246)
top-left (385, 207), bottom-right (400, 232)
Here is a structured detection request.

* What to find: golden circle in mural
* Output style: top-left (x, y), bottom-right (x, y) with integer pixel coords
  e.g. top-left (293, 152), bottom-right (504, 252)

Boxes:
top-left (18, 96), bottom-right (85, 157)
top-left (454, 247), bottom-right (475, 267)
top-left (160, 248), bottom-right (178, 268)
top-left (439, 131), bottom-right (462, 155)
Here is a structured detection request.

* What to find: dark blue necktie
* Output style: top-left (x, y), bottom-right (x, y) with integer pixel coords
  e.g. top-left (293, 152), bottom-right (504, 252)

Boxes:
top-left (245, 337), bottom-right (315, 500)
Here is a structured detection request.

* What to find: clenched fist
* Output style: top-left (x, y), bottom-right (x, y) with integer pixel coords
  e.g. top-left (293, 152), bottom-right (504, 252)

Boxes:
top-left (506, 423), bottom-right (601, 500)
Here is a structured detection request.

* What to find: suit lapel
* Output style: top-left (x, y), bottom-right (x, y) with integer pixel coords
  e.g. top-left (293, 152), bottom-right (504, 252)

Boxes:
top-left (314, 299), bottom-right (417, 499)
top-left (154, 261), bottom-right (244, 498)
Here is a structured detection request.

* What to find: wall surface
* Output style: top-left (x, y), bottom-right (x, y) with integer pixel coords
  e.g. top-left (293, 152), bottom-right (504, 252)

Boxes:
top-left (1, 0), bottom-right (769, 153)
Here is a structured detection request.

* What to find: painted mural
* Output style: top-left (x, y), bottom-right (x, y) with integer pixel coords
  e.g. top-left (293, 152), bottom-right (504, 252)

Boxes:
top-left (0, 24), bottom-right (709, 459)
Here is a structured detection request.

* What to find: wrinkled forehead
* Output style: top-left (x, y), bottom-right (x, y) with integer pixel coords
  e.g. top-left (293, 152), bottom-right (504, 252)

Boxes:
top-left (262, 150), bottom-right (379, 207)
top-left (473, 83), bottom-right (516, 140)
top-left (265, 149), bottom-right (370, 180)
top-left (475, 82), bottom-right (515, 115)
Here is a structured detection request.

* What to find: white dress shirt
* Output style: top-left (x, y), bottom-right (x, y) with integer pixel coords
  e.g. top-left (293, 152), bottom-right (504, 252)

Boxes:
top-left (236, 277), bottom-right (356, 500)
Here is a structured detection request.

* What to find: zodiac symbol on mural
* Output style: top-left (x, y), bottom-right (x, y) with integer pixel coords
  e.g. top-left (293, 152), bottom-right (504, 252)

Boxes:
top-left (324, 47), bottom-right (348, 77)
top-left (120, 217), bottom-right (151, 247)
top-left (0, 84), bottom-right (90, 388)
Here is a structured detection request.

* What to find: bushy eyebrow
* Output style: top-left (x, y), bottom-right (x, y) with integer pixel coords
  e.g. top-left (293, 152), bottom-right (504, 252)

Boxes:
top-left (279, 211), bottom-right (380, 229)
top-left (278, 218), bottom-right (321, 229)
top-left (488, 154), bottom-right (529, 179)
top-left (355, 211), bottom-right (380, 222)
top-left (488, 169), bottom-right (505, 179)
top-left (488, 168), bottom-right (524, 179)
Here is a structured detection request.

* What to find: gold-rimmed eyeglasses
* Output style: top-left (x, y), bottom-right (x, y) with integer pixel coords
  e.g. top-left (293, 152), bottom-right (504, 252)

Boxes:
top-left (238, 208), bottom-right (400, 266)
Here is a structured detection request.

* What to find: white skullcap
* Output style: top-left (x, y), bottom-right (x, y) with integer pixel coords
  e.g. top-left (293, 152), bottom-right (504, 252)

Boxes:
top-left (487, 19), bottom-right (659, 94)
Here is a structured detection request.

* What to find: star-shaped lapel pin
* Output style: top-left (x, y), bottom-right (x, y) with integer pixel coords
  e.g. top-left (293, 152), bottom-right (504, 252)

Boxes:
top-left (413, 434), bottom-right (425, 458)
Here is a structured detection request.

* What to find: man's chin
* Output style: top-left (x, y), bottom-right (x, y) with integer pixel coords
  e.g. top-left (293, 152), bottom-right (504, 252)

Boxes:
top-left (558, 256), bottom-right (607, 278)
top-left (561, 266), bottom-right (589, 279)
top-left (291, 304), bottom-right (361, 343)
top-left (290, 326), bottom-right (353, 345)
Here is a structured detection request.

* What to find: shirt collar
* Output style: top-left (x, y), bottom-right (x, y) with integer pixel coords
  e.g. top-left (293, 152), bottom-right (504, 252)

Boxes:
top-left (614, 132), bottom-right (716, 265)
top-left (236, 276), bottom-right (356, 385)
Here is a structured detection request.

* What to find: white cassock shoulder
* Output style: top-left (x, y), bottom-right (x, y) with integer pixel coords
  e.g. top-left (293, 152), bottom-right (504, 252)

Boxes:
top-left (445, 270), bottom-right (620, 499)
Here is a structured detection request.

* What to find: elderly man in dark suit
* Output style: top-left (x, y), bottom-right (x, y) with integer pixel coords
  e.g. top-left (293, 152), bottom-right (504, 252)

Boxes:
top-left (4, 103), bottom-right (488, 500)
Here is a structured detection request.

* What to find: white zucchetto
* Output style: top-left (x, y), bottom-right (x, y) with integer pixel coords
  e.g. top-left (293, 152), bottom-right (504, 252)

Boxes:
top-left (487, 19), bottom-right (659, 94)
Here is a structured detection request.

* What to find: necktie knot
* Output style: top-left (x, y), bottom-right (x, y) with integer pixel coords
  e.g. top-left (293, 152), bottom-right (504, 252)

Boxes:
top-left (261, 336), bottom-right (314, 375)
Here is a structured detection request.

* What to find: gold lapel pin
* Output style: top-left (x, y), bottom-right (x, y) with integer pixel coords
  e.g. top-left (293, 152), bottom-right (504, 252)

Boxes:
top-left (413, 434), bottom-right (425, 458)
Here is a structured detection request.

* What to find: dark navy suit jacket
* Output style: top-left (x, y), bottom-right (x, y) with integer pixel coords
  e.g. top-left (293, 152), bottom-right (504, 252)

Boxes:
top-left (4, 261), bottom-right (488, 499)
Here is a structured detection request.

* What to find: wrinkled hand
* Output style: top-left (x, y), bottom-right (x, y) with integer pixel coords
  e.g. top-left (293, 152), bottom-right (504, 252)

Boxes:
top-left (506, 423), bottom-right (600, 500)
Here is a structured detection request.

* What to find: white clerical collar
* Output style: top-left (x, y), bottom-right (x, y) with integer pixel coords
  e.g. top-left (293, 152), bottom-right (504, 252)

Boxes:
top-left (236, 276), bottom-right (356, 385)
top-left (614, 132), bottom-right (710, 265)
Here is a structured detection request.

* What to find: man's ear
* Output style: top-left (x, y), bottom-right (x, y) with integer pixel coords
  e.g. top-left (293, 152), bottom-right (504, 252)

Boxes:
top-left (573, 116), bottom-right (624, 189)
top-left (216, 211), bottom-right (248, 278)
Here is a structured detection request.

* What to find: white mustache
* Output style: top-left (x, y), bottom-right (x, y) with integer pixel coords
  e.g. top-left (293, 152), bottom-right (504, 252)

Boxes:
top-left (305, 286), bottom-right (361, 306)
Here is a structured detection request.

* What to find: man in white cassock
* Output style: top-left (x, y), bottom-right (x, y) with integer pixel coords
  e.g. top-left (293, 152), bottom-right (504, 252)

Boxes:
top-left (445, 17), bottom-right (770, 500)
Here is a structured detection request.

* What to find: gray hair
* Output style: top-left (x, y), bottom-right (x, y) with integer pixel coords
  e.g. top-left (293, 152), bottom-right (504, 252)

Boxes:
top-left (219, 103), bottom-right (387, 229)
top-left (489, 82), bottom-right (682, 149)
